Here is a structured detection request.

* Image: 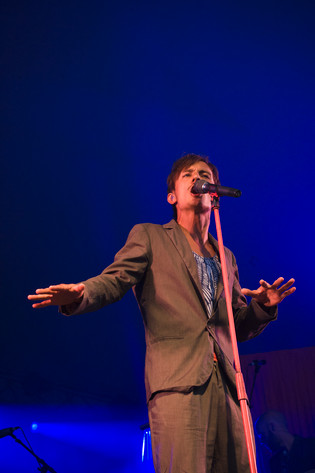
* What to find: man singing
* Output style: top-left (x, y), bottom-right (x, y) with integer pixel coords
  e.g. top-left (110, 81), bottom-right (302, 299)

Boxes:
top-left (28, 153), bottom-right (295, 472)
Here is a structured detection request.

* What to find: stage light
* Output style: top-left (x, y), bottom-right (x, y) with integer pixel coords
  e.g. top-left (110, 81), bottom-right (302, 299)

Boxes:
top-left (31, 423), bottom-right (38, 431)
top-left (141, 427), bottom-right (152, 462)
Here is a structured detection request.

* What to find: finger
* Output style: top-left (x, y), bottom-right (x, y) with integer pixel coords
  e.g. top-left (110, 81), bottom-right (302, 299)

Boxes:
top-left (241, 288), bottom-right (256, 297)
top-left (270, 277), bottom-right (285, 288)
top-left (28, 294), bottom-right (54, 301)
top-left (35, 288), bottom-right (57, 295)
top-left (259, 279), bottom-right (271, 289)
top-left (278, 278), bottom-right (295, 294)
top-left (32, 300), bottom-right (53, 309)
top-left (280, 287), bottom-right (296, 300)
top-left (49, 284), bottom-right (69, 291)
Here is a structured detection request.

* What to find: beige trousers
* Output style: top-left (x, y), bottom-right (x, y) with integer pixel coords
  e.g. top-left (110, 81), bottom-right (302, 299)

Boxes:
top-left (148, 362), bottom-right (251, 473)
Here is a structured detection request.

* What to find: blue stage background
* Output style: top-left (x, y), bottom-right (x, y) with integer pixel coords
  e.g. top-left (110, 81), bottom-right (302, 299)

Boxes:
top-left (1, 0), bottom-right (314, 471)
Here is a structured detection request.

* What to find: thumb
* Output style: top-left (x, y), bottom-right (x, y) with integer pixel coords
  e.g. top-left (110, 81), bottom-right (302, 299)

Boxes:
top-left (241, 288), bottom-right (257, 298)
top-left (241, 288), bottom-right (250, 295)
top-left (72, 283), bottom-right (85, 294)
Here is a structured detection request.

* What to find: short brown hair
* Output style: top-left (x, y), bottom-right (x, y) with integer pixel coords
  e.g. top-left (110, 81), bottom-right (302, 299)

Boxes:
top-left (167, 153), bottom-right (220, 194)
top-left (167, 153), bottom-right (220, 219)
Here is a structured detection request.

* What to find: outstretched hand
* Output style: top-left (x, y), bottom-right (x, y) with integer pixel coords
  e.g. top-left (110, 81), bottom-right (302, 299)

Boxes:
top-left (28, 283), bottom-right (85, 309)
top-left (241, 277), bottom-right (296, 307)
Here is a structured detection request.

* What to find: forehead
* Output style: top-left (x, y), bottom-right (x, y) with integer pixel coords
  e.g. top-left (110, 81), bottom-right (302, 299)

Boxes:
top-left (180, 161), bottom-right (212, 174)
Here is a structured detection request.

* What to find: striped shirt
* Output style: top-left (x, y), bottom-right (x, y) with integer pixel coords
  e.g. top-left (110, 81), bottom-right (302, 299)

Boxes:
top-left (193, 252), bottom-right (221, 318)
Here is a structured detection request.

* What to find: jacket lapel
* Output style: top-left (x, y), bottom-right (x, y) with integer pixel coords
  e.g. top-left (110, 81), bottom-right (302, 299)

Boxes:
top-left (163, 220), bottom-right (232, 317)
top-left (163, 220), bottom-right (208, 317)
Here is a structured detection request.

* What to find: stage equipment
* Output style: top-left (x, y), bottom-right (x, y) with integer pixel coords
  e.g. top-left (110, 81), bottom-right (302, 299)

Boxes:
top-left (191, 179), bottom-right (241, 197)
top-left (8, 428), bottom-right (57, 473)
top-left (211, 191), bottom-right (258, 473)
top-left (0, 426), bottom-right (19, 438)
top-left (248, 360), bottom-right (266, 406)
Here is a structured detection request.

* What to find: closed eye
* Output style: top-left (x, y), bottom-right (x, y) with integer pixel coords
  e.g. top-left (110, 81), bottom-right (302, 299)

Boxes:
top-left (200, 172), bottom-right (212, 180)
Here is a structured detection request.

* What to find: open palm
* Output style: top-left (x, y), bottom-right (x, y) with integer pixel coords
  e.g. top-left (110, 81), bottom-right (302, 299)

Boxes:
top-left (28, 283), bottom-right (85, 309)
top-left (241, 277), bottom-right (296, 307)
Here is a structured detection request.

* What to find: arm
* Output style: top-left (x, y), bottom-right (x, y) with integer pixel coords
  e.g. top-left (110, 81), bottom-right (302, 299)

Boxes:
top-left (28, 224), bottom-right (151, 315)
top-left (229, 253), bottom-right (296, 341)
top-left (67, 224), bottom-right (151, 315)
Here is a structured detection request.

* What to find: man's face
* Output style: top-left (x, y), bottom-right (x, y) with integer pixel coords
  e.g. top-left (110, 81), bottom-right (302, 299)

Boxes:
top-left (167, 161), bottom-right (214, 217)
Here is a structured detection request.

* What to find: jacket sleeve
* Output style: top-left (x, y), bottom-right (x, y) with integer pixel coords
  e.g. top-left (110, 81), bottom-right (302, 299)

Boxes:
top-left (230, 252), bottom-right (278, 342)
top-left (60, 224), bottom-right (151, 316)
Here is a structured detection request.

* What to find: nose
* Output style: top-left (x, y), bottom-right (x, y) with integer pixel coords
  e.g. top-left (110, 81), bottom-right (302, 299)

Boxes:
top-left (192, 172), bottom-right (201, 183)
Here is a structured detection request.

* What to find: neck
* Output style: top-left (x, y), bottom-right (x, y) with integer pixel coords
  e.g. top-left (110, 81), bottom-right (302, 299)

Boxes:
top-left (177, 210), bottom-right (211, 246)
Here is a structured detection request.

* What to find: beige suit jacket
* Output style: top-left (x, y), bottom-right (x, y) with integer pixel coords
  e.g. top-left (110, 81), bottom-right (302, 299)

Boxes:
top-left (64, 219), bottom-right (277, 402)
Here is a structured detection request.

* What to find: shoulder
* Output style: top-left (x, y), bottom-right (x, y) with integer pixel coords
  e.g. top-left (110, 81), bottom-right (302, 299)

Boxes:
top-left (293, 435), bottom-right (315, 451)
top-left (126, 221), bottom-right (178, 251)
top-left (130, 220), bottom-right (175, 235)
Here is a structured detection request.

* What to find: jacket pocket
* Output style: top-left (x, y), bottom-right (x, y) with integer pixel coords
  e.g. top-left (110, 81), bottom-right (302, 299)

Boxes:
top-left (149, 336), bottom-right (184, 345)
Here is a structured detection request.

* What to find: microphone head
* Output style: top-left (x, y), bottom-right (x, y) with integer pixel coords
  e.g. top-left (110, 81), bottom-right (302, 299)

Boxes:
top-left (0, 426), bottom-right (19, 439)
top-left (191, 180), bottom-right (242, 197)
top-left (191, 180), bottom-right (213, 194)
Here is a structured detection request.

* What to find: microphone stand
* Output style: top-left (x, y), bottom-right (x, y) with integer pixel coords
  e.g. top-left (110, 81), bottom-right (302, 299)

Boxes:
top-left (212, 196), bottom-right (257, 473)
top-left (10, 433), bottom-right (57, 473)
top-left (248, 361), bottom-right (265, 406)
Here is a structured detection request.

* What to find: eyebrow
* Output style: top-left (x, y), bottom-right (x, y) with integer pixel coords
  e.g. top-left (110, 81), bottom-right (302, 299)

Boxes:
top-left (182, 167), bottom-right (212, 175)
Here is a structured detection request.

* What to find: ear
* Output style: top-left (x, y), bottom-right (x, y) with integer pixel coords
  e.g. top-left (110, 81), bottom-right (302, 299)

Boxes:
top-left (167, 193), bottom-right (177, 205)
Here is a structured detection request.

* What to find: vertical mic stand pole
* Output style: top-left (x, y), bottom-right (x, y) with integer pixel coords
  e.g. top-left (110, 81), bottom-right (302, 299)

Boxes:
top-left (212, 196), bottom-right (257, 473)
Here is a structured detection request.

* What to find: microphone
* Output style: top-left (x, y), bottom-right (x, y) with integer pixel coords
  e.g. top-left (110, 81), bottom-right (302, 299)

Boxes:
top-left (249, 360), bottom-right (266, 367)
top-left (0, 427), bottom-right (19, 439)
top-left (191, 180), bottom-right (242, 198)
